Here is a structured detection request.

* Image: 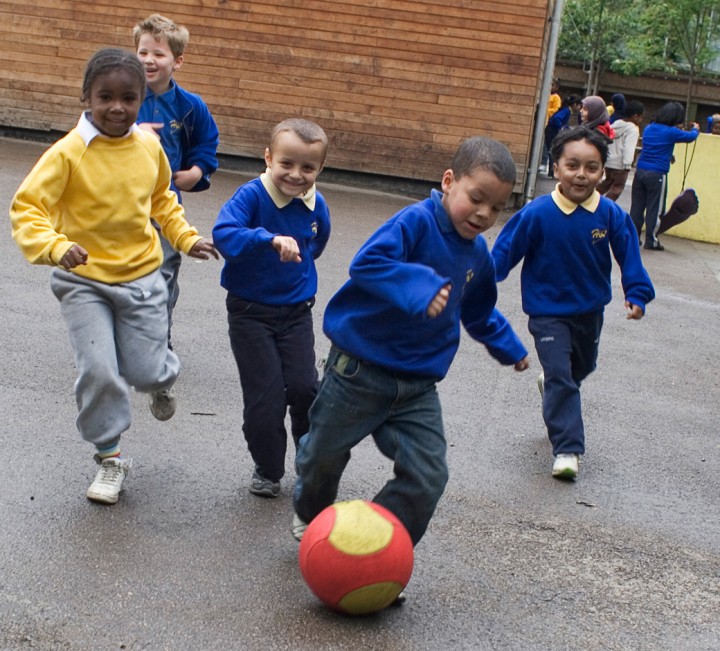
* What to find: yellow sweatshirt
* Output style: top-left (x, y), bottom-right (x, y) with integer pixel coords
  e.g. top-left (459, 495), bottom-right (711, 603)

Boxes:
top-left (10, 113), bottom-right (202, 284)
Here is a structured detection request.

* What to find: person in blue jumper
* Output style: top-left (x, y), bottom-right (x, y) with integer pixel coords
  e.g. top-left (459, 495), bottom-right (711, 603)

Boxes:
top-left (134, 14), bottom-right (219, 355)
top-left (291, 136), bottom-right (529, 549)
top-left (213, 118), bottom-right (331, 499)
top-left (629, 101), bottom-right (699, 251)
top-left (545, 94), bottom-right (583, 178)
top-left (493, 126), bottom-right (655, 481)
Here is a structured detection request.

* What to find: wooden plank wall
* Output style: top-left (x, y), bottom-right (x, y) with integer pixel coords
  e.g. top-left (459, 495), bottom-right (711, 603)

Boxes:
top-left (0, 0), bottom-right (550, 184)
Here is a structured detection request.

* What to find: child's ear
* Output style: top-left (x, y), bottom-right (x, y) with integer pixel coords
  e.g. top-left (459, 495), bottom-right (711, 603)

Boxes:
top-left (173, 55), bottom-right (184, 72)
top-left (441, 169), bottom-right (454, 192)
top-left (264, 147), bottom-right (272, 167)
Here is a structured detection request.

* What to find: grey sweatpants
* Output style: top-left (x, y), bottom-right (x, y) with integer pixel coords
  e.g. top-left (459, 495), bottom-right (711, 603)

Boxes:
top-left (50, 268), bottom-right (180, 449)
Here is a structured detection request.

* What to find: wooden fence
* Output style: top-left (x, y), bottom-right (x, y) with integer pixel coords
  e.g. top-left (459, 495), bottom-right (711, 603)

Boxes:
top-left (0, 0), bottom-right (551, 186)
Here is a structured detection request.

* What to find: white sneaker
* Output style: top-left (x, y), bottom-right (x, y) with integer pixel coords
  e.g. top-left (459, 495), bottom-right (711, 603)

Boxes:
top-left (149, 387), bottom-right (176, 421)
top-left (537, 372), bottom-right (545, 397)
top-left (292, 512), bottom-right (308, 541)
top-left (552, 453), bottom-right (579, 480)
top-left (87, 458), bottom-right (133, 504)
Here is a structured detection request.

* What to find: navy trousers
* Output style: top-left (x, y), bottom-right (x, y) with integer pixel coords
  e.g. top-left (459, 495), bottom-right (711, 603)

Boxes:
top-left (227, 295), bottom-right (318, 482)
top-left (529, 313), bottom-right (603, 455)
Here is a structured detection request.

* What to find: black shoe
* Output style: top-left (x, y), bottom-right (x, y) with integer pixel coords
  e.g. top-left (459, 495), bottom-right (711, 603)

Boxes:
top-left (643, 243), bottom-right (665, 251)
top-left (249, 467), bottom-right (280, 497)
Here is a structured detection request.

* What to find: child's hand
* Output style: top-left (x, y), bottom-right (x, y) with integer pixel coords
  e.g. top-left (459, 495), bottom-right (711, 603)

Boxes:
top-left (272, 236), bottom-right (302, 263)
top-left (188, 238), bottom-right (219, 260)
top-left (59, 244), bottom-right (88, 270)
top-left (138, 122), bottom-right (163, 139)
top-left (173, 166), bottom-right (203, 192)
top-left (513, 356), bottom-right (530, 372)
top-left (427, 284), bottom-right (451, 318)
top-left (625, 301), bottom-right (644, 320)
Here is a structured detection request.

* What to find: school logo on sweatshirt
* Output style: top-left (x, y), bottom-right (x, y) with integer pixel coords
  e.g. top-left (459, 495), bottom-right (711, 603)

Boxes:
top-left (170, 120), bottom-right (182, 132)
top-left (465, 270), bottom-right (474, 285)
top-left (591, 228), bottom-right (608, 244)
top-left (311, 221), bottom-right (318, 237)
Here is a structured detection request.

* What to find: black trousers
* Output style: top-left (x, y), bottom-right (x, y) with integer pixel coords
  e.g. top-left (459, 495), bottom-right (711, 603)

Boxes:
top-left (227, 294), bottom-right (318, 482)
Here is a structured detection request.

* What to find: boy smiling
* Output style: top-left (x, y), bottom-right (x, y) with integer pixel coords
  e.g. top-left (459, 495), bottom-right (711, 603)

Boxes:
top-left (213, 119), bottom-right (331, 498)
top-left (492, 126), bottom-right (655, 481)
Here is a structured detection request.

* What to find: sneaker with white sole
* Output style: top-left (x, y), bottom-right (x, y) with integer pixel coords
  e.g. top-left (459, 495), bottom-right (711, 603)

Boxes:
top-left (87, 457), bottom-right (133, 504)
top-left (149, 387), bottom-right (176, 421)
top-left (292, 512), bottom-right (308, 541)
top-left (249, 467), bottom-right (280, 497)
top-left (552, 453), bottom-right (579, 480)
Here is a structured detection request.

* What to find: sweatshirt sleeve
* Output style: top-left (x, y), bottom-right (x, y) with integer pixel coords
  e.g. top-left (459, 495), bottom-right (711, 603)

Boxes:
top-left (348, 216), bottom-right (450, 320)
top-left (150, 144), bottom-right (201, 253)
top-left (184, 97), bottom-right (219, 192)
top-left (491, 206), bottom-right (534, 282)
top-left (9, 142), bottom-right (76, 266)
top-left (213, 184), bottom-right (275, 261)
top-left (608, 208), bottom-right (655, 312)
top-left (308, 198), bottom-right (331, 260)
top-left (623, 126), bottom-right (640, 168)
top-left (462, 268), bottom-right (529, 365)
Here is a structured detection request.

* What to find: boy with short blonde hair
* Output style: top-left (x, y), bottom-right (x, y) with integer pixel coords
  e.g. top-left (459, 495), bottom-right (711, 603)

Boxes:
top-left (133, 13), bottom-right (219, 354)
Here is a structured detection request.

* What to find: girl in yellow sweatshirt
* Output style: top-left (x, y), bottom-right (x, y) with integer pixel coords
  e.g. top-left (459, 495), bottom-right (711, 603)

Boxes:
top-left (9, 48), bottom-right (218, 504)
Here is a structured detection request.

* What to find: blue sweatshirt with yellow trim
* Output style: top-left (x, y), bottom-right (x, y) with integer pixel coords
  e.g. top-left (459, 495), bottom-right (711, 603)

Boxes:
top-left (213, 177), bottom-right (330, 305)
top-left (492, 190), bottom-right (655, 317)
top-left (323, 189), bottom-right (528, 379)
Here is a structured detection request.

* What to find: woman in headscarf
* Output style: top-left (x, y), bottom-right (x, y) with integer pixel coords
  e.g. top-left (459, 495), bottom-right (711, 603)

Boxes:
top-left (580, 96), bottom-right (615, 141)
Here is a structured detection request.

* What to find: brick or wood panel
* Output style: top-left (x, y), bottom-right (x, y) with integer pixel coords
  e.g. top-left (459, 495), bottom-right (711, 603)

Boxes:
top-left (0, 0), bottom-right (550, 183)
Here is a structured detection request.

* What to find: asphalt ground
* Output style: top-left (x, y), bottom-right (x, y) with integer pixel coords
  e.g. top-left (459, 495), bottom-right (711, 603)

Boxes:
top-left (1, 137), bottom-right (719, 650)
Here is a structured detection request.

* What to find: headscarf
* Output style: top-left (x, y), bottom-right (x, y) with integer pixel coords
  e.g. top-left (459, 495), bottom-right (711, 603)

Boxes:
top-left (582, 95), bottom-right (615, 140)
top-left (609, 93), bottom-right (627, 123)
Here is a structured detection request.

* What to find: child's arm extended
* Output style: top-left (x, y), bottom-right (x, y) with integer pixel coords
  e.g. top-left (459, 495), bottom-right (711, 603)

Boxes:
top-left (608, 208), bottom-right (655, 317)
top-left (491, 206), bottom-right (533, 282)
top-left (461, 259), bottom-right (529, 370)
top-left (188, 238), bottom-right (219, 260)
top-left (180, 100), bottom-right (219, 193)
top-left (173, 166), bottom-right (204, 192)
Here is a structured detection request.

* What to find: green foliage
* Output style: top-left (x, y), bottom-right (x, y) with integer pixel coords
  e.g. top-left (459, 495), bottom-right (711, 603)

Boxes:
top-left (558, 0), bottom-right (720, 77)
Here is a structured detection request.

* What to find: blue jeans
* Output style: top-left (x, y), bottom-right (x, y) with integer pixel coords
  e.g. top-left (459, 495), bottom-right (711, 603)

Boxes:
top-left (293, 346), bottom-right (448, 545)
top-left (529, 313), bottom-right (603, 456)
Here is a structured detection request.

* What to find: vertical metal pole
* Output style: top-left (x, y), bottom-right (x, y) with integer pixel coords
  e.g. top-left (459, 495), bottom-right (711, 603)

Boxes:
top-left (523, 0), bottom-right (566, 204)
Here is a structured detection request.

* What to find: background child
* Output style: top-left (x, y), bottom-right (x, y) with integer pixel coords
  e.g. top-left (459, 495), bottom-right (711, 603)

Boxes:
top-left (212, 118), bottom-right (331, 498)
top-left (9, 48), bottom-right (218, 504)
top-left (292, 136), bottom-right (529, 551)
top-left (540, 78), bottom-right (561, 174)
top-left (492, 126), bottom-right (655, 481)
top-left (580, 95), bottom-right (615, 141)
top-left (545, 94), bottom-right (583, 178)
top-left (597, 100), bottom-right (645, 201)
top-left (133, 14), bottom-right (219, 351)
top-left (629, 101), bottom-right (699, 251)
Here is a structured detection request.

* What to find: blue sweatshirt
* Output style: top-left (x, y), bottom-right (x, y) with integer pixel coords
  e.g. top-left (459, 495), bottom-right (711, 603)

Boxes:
top-left (213, 176), bottom-right (330, 305)
top-left (137, 80), bottom-right (219, 200)
top-left (492, 189), bottom-right (655, 317)
top-left (636, 123), bottom-right (699, 174)
top-left (324, 189), bottom-right (528, 379)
